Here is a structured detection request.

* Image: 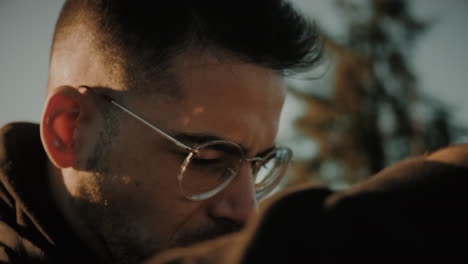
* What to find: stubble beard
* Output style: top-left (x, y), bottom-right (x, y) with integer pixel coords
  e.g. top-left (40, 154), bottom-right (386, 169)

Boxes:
top-left (72, 192), bottom-right (158, 264)
top-left (79, 122), bottom-right (160, 263)
top-left (74, 178), bottom-right (243, 264)
top-left (79, 115), bottom-right (243, 263)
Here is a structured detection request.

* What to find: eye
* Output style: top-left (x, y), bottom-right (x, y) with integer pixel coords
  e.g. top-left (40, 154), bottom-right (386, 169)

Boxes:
top-left (191, 157), bottom-right (223, 166)
top-left (196, 148), bottom-right (224, 160)
top-left (190, 148), bottom-right (226, 166)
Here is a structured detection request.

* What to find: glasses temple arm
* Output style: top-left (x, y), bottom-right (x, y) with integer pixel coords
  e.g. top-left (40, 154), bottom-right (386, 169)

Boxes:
top-left (82, 86), bottom-right (194, 152)
top-left (110, 100), bottom-right (194, 151)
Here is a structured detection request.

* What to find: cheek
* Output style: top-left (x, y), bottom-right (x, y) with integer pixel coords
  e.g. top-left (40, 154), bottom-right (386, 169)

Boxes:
top-left (120, 147), bottom-right (180, 190)
top-left (99, 124), bottom-right (210, 245)
top-left (102, 147), bottom-right (197, 226)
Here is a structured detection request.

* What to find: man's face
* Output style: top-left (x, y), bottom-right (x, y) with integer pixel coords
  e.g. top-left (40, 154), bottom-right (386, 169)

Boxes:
top-left (78, 52), bottom-right (286, 261)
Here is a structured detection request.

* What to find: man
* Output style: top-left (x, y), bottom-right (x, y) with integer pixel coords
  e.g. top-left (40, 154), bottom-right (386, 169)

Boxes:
top-left (0, 0), bottom-right (321, 263)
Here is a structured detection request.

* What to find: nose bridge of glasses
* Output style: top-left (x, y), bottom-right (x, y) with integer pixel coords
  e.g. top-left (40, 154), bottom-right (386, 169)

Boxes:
top-left (244, 156), bottom-right (264, 174)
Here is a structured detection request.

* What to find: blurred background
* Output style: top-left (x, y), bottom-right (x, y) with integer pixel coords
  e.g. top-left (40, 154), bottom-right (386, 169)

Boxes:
top-left (1, 0), bottom-right (467, 189)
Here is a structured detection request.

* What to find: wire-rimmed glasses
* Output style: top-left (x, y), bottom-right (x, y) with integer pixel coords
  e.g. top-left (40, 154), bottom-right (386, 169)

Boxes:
top-left (81, 86), bottom-right (292, 201)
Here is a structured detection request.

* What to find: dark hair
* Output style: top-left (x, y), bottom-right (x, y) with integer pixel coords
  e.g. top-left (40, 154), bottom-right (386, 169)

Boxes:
top-left (54, 0), bottom-right (321, 72)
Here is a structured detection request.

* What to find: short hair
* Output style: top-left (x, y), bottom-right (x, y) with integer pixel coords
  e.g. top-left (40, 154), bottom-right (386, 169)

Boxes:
top-left (52, 0), bottom-right (322, 94)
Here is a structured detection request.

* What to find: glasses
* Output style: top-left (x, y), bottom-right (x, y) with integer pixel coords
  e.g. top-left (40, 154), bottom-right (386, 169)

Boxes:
top-left (81, 86), bottom-right (292, 201)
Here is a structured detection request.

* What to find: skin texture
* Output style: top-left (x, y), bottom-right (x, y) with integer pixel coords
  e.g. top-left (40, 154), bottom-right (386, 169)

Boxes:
top-left (41, 49), bottom-right (286, 263)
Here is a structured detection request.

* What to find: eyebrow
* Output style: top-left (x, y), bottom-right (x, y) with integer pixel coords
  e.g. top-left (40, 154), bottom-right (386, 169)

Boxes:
top-left (172, 132), bottom-right (276, 157)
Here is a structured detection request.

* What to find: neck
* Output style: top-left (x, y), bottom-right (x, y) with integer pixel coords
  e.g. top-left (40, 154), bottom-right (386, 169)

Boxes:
top-left (47, 161), bottom-right (112, 262)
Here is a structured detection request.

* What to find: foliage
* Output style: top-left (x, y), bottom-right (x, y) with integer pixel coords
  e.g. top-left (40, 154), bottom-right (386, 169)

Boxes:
top-left (289, 0), bottom-right (466, 188)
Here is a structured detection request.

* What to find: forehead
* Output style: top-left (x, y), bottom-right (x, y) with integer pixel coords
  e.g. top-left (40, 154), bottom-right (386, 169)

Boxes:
top-left (173, 52), bottom-right (284, 102)
top-left (163, 51), bottom-right (286, 153)
top-left (128, 50), bottom-right (285, 155)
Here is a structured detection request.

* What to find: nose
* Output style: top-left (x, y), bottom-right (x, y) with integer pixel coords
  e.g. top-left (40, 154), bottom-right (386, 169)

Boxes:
top-left (207, 163), bottom-right (257, 226)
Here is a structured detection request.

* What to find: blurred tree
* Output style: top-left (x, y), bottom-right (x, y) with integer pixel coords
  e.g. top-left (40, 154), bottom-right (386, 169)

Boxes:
top-left (289, 0), bottom-right (466, 188)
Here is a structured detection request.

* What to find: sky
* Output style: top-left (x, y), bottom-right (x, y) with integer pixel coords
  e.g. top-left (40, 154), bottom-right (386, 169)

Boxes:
top-left (1, 0), bottom-right (467, 146)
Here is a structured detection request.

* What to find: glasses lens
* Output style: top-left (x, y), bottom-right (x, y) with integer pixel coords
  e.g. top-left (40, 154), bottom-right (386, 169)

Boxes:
top-left (179, 141), bottom-right (243, 200)
top-left (254, 148), bottom-right (292, 200)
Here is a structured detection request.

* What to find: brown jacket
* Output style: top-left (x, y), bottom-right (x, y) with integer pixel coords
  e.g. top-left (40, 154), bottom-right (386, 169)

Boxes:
top-left (0, 123), bottom-right (101, 263)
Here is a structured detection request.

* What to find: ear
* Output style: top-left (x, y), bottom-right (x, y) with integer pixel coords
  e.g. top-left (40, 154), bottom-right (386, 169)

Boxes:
top-left (40, 86), bottom-right (85, 168)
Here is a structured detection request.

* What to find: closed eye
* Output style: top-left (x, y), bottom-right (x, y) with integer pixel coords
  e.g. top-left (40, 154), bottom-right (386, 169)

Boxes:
top-left (191, 158), bottom-right (223, 166)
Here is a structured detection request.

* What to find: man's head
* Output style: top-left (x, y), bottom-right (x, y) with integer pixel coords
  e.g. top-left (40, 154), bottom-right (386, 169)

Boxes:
top-left (40, 0), bottom-right (321, 262)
